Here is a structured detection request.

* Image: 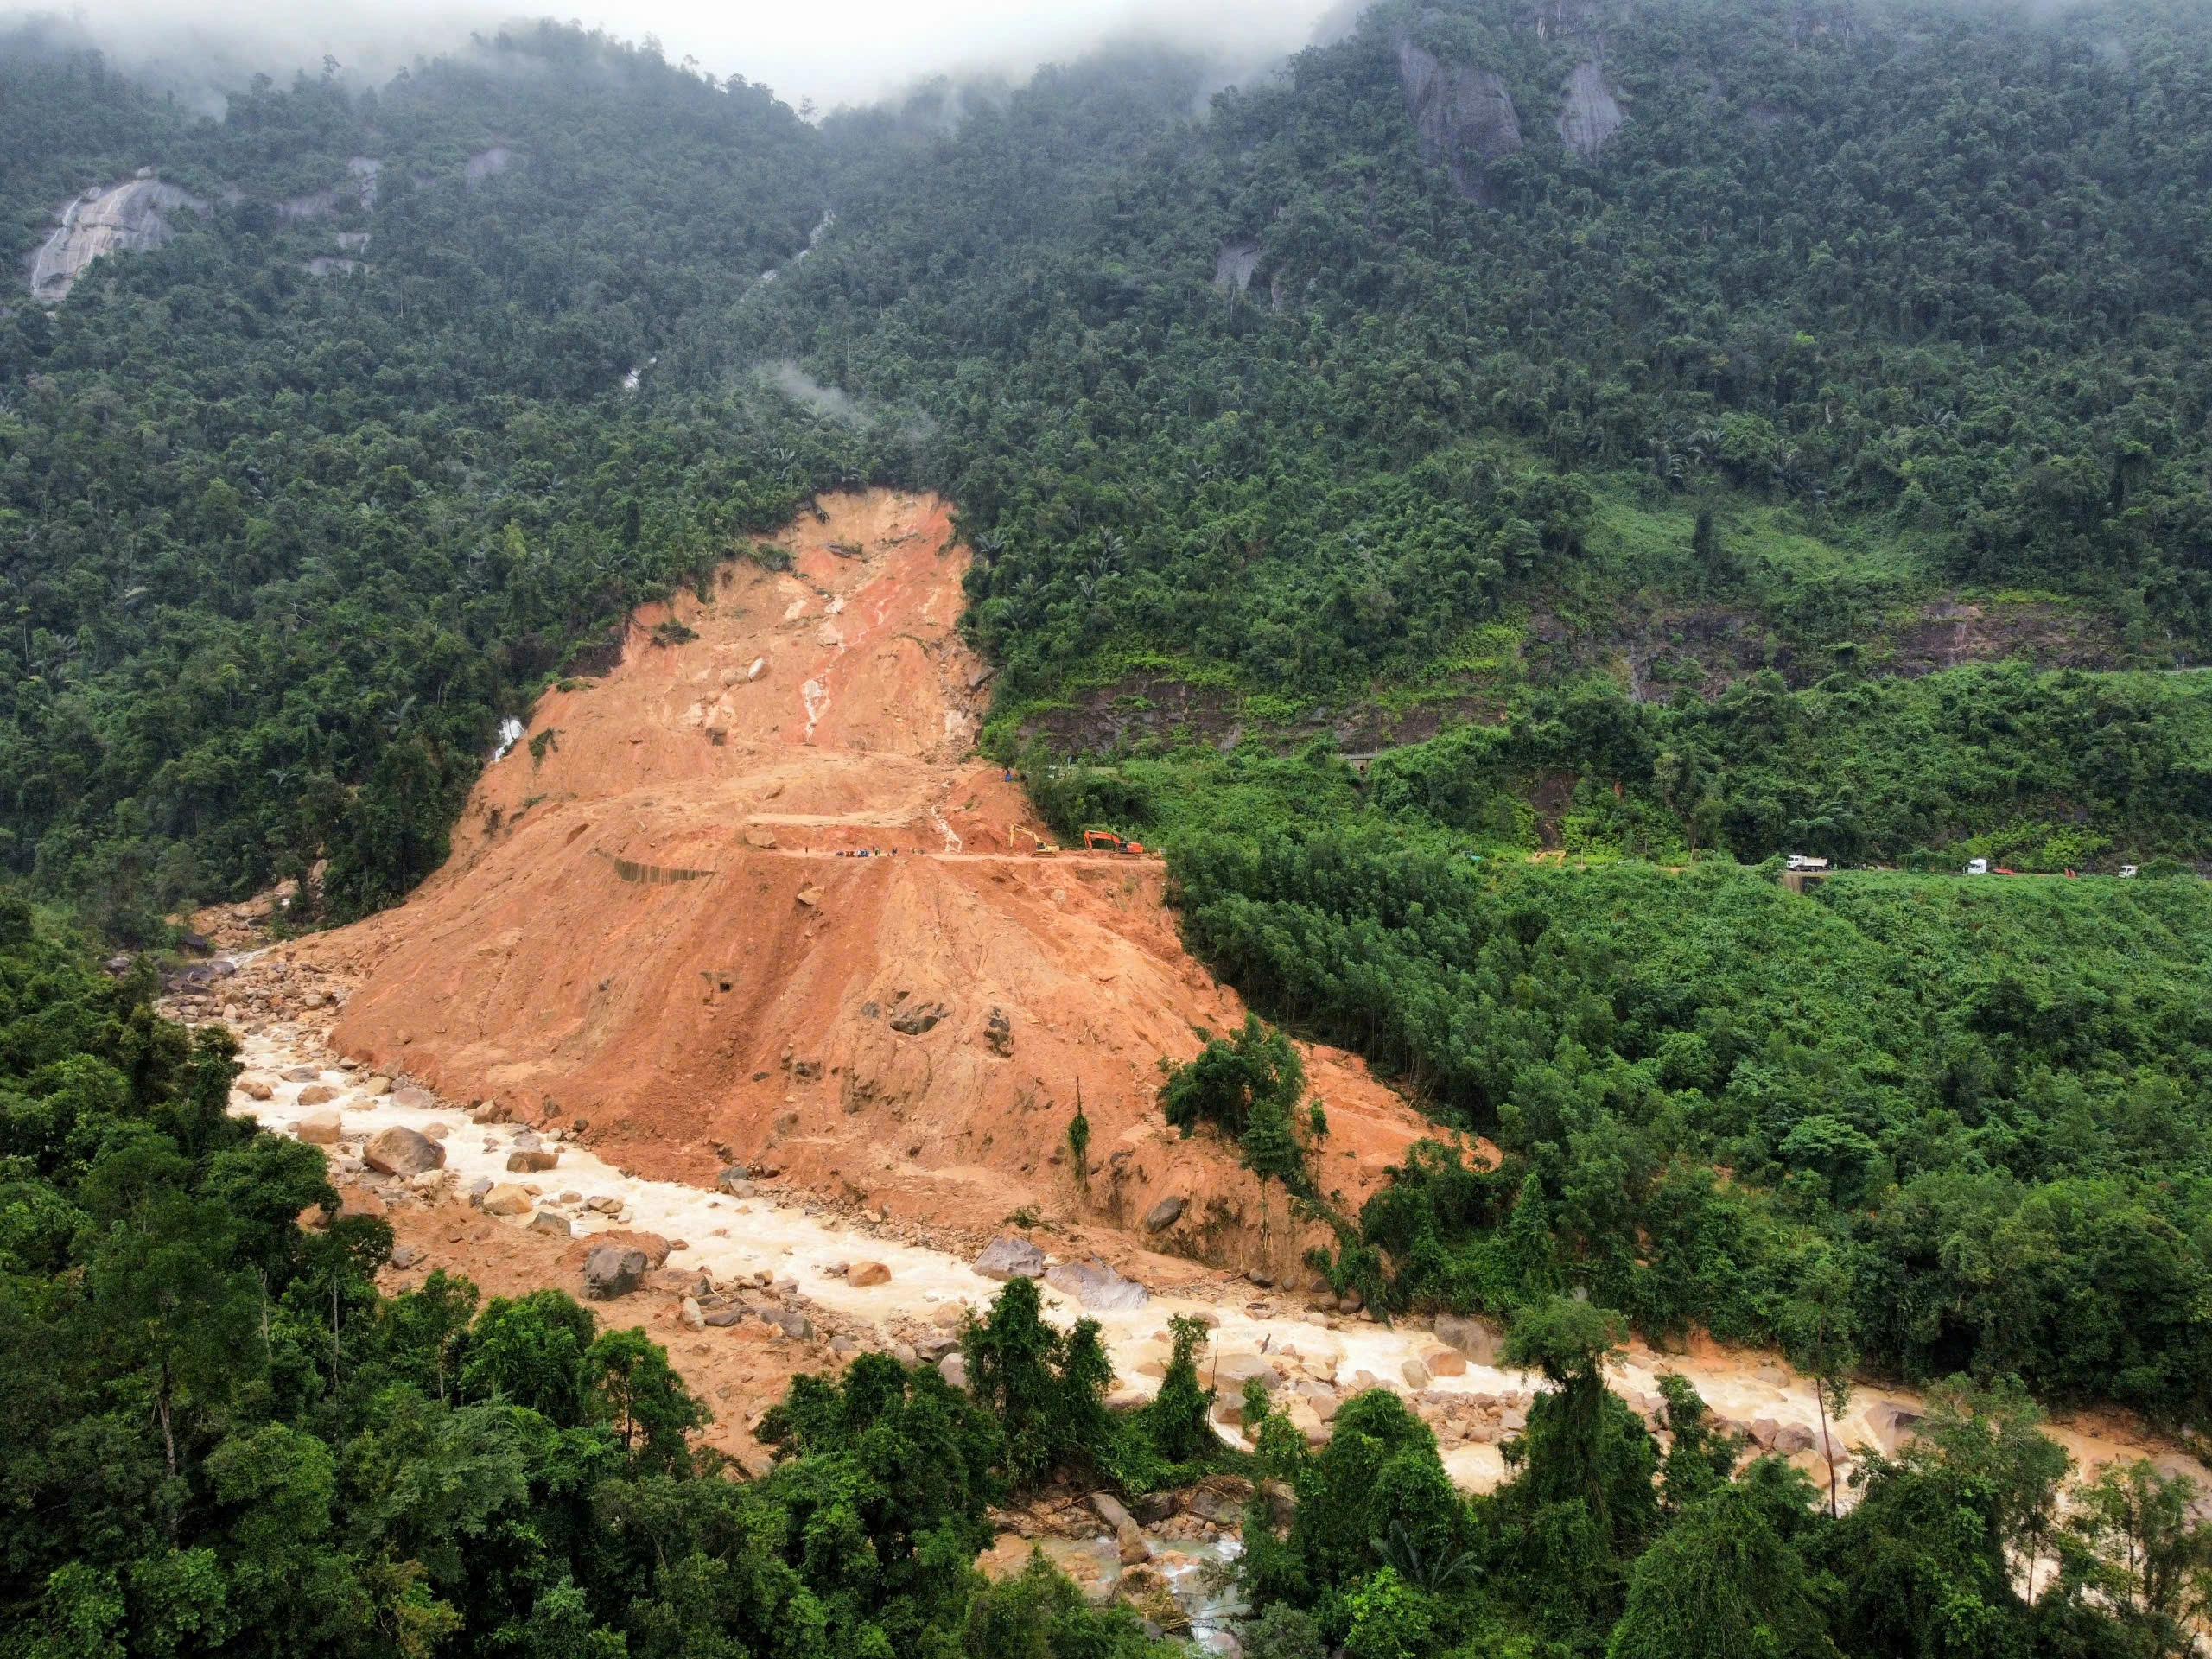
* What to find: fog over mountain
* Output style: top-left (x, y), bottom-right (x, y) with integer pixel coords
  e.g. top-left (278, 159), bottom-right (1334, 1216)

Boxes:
top-left (28, 0), bottom-right (1343, 111)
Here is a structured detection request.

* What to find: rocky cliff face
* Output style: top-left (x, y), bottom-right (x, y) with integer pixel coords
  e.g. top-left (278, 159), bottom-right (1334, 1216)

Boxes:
top-left (1395, 39), bottom-right (1523, 200)
top-left (28, 176), bottom-right (207, 302)
top-left (1556, 58), bottom-right (1627, 158)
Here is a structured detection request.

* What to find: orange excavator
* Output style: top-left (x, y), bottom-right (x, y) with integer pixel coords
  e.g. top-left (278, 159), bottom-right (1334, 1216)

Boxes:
top-left (1083, 830), bottom-right (1146, 856)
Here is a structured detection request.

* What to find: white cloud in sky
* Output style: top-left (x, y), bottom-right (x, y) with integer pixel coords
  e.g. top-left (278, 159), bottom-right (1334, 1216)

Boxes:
top-left (41, 0), bottom-right (1346, 112)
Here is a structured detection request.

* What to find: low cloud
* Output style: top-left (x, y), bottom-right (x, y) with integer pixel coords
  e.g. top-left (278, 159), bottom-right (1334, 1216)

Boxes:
top-left (30, 0), bottom-right (1345, 114)
top-left (767, 361), bottom-right (867, 425)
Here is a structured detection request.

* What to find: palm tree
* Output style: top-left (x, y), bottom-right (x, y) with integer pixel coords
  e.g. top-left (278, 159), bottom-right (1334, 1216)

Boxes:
top-left (1369, 1520), bottom-right (1477, 1595)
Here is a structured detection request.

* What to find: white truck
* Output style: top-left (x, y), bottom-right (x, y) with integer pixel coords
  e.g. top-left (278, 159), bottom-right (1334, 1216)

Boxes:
top-left (1965, 858), bottom-right (1989, 875)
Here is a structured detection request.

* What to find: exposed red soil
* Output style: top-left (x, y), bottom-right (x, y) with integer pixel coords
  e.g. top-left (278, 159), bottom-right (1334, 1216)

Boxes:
top-left (295, 492), bottom-right (1444, 1281)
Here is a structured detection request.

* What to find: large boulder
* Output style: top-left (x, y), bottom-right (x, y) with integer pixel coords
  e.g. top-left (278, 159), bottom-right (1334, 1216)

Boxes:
top-left (294, 1108), bottom-right (343, 1145)
top-left (583, 1243), bottom-right (650, 1300)
top-left (235, 1073), bottom-right (276, 1101)
top-left (1420, 1344), bottom-right (1467, 1377)
top-left (972, 1233), bottom-right (1046, 1281)
top-left (1141, 1195), bottom-right (1185, 1233)
top-left (1090, 1492), bottom-right (1151, 1565)
top-left (530, 1210), bottom-right (572, 1237)
top-left (297, 1084), bottom-right (338, 1106)
top-left (848, 1261), bottom-right (892, 1287)
top-left (1212, 1351), bottom-right (1281, 1391)
top-left (506, 1147), bottom-right (560, 1173)
top-left (480, 1184), bottom-right (532, 1216)
top-left (594, 1230), bottom-right (671, 1269)
top-left (889, 1000), bottom-right (950, 1035)
top-left (1866, 1401), bottom-right (1924, 1454)
top-left (1433, 1313), bottom-right (1504, 1366)
top-left (364, 1126), bottom-right (445, 1177)
top-left (763, 1307), bottom-right (815, 1341)
top-left (1044, 1259), bottom-right (1148, 1311)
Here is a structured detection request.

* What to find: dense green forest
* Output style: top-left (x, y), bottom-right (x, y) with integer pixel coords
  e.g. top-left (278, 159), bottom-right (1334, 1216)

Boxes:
top-left (9, 0), bottom-right (2212, 927)
top-left (13, 3), bottom-right (2212, 1649)
top-left (1, 904), bottom-right (2207, 1656)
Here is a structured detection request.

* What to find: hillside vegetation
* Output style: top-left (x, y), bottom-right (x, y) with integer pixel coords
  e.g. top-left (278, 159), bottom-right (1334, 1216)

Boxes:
top-left (1, 902), bottom-right (2208, 1659)
top-left (6, 0), bottom-right (2212, 928)
top-left (11, 0), bottom-right (2212, 1652)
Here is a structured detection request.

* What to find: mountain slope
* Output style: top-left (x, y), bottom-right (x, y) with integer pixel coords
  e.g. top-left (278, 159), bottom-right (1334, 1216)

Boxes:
top-left (297, 492), bottom-right (1433, 1271)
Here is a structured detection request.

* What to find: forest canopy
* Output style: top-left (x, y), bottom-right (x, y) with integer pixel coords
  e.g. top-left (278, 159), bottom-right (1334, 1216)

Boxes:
top-left (9, 0), bottom-right (2212, 927)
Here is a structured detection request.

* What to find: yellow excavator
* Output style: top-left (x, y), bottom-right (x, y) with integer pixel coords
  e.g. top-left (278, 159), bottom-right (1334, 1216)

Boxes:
top-left (1007, 823), bottom-right (1060, 855)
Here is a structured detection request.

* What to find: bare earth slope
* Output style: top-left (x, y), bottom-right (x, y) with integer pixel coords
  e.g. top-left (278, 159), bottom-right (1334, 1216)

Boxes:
top-left (302, 491), bottom-right (1433, 1275)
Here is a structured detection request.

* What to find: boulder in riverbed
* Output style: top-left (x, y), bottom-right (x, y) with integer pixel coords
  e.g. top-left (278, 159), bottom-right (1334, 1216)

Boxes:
top-left (1044, 1258), bottom-right (1148, 1311)
top-left (365, 1126), bottom-right (444, 1177)
top-left (583, 1243), bottom-right (650, 1299)
top-left (972, 1233), bottom-right (1045, 1281)
top-left (1433, 1312), bottom-right (1503, 1365)
top-left (294, 1109), bottom-right (343, 1145)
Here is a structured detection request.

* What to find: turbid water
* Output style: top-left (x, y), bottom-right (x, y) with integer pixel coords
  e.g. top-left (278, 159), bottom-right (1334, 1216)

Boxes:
top-left (221, 1008), bottom-right (2210, 1515)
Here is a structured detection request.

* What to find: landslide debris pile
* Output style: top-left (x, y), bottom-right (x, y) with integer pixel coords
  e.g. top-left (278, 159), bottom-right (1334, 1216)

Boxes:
top-left (296, 491), bottom-right (1431, 1274)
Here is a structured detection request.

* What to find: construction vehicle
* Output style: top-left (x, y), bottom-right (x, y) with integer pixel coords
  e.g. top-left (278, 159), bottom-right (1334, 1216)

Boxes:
top-left (1082, 829), bottom-right (1147, 855)
top-left (1006, 824), bottom-right (1059, 856)
top-left (1965, 858), bottom-right (1989, 875)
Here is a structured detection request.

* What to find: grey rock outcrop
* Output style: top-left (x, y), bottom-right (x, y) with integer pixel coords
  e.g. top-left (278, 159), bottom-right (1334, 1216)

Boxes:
top-left (763, 1306), bottom-right (815, 1341)
top-left (1213, 239), bottom-right (1262, 294)
top-left (1396, 40), bottom-right (1522, 200)
top-left (1141, 1195), bottom-right (1185, 1233)
top-left (889, 999), bottom-right (950, 1035)
top-left (583, 1243), bottom-right (650, 1300)
top-left (1044, 1259), bottom-right (1150, 1312)
top-left (29, 179), bottom-right (209, 302)
top-left (972, 1233), bottom-right (1046, 1281)
top-left (1556, 59), bottom-right (1627, 159)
